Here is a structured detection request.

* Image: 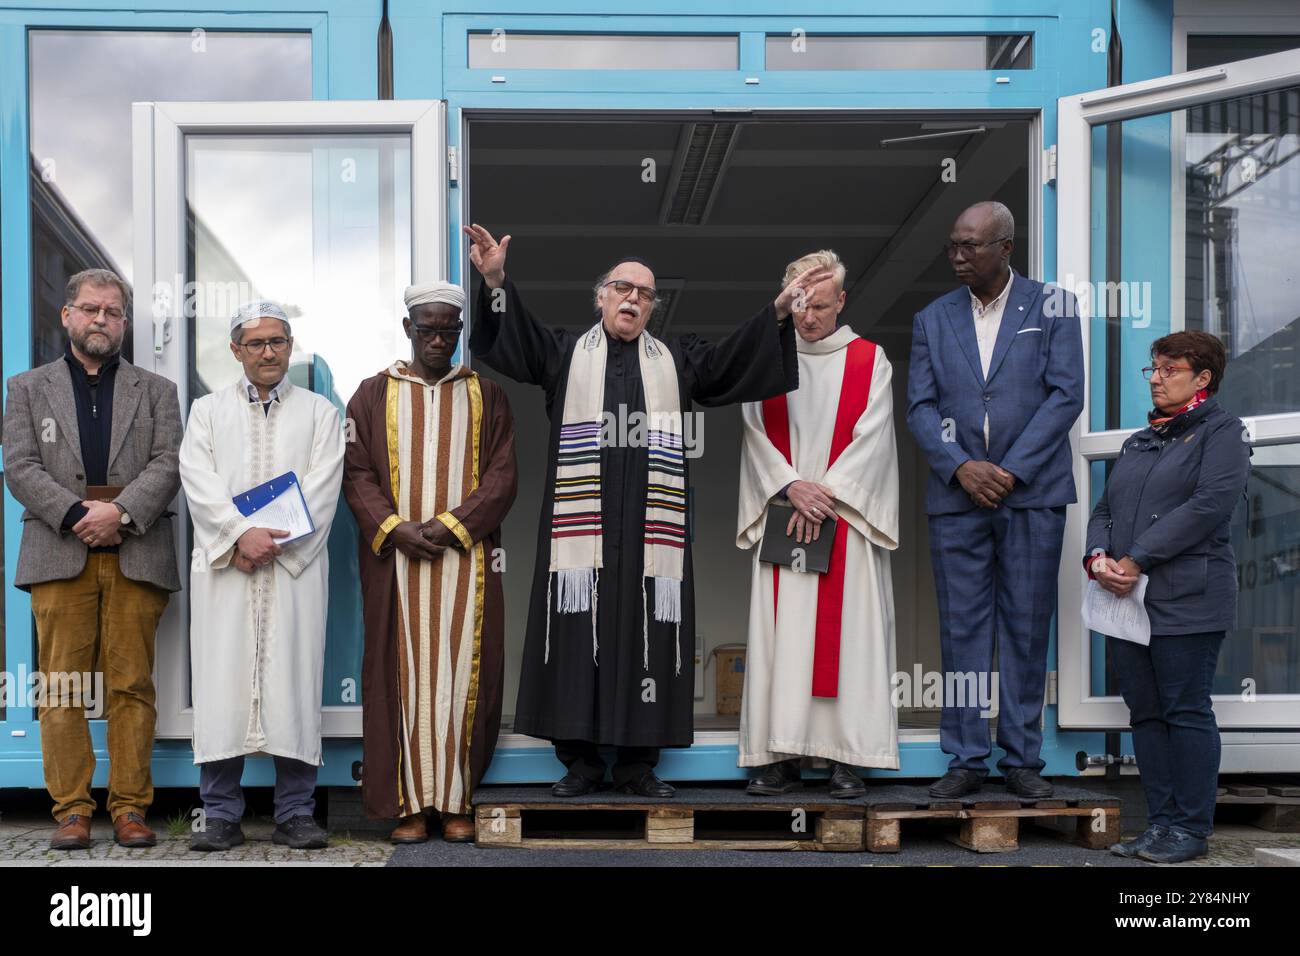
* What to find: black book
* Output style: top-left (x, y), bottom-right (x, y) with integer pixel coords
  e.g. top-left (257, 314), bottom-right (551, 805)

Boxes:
top-left (758, 501), bottom-right (836, 574)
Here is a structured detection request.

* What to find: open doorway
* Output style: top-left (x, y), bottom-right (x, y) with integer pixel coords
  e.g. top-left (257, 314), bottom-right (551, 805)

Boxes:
top-left (464, 111), bottom-right (1034, 738)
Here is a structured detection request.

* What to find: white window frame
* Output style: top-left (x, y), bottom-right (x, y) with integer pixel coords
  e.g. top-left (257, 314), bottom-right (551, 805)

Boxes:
top-left (1057, 48), bottom-right (1300, 729)
top-left (131, 99), bottom-right (447, 738)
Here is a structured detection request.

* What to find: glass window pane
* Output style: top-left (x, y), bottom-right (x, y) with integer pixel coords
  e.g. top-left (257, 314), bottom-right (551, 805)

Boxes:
top-left (186, 133), bottom-right (412, 707)
top-left (765, 34), bottom-right (1032, 71)
top-left (1225, 442), bottom-right (1300, 695)
top-left (468, 33), bottom-right (738, 70)
top-left (1188, 35), bottom-right (1300, 70)
top-left (29, 30), bottom-right (311, 367)
top-left (1185, 85), bottom-right (1300, 420)
top-left (186, 135), bottom-right (411, 407)
top-left (1089, 83), bottom-right (1300, 428)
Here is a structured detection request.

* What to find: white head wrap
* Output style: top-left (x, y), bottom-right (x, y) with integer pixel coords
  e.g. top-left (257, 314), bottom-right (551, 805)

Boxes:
top-left (404, 281), bottom-right (465, 313)
top-left (231, 299), bottom-right (290, 334)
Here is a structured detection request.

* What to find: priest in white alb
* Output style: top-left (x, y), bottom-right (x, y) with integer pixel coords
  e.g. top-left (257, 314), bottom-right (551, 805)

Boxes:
top-left (736, 250), bottom-right (900, 797)
top-left (180, 300), bottom-right (345, 851)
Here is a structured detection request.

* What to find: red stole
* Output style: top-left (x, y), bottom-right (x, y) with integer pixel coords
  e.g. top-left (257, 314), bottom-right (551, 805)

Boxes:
top-left (761, 336), bottom-right (876, 698)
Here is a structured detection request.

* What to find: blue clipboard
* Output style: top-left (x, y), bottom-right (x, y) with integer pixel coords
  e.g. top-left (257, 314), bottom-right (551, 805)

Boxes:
top-left (232, 470), bottom-right (315, 544)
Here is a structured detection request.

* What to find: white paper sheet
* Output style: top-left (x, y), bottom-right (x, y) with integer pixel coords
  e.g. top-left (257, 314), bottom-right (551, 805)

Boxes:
top-left (1082, 574), bottom-right (1151, 646)
top-left (243, 484), bottom-right (314, 545)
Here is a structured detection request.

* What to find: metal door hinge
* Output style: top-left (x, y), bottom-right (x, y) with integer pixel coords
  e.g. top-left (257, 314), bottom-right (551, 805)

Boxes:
top-left (1042, 144), bottom-right (1058, 185)
top-left (1047, 670), bottom-right (1058, 706)
top-left (447, 145), bottom-right (460, 184)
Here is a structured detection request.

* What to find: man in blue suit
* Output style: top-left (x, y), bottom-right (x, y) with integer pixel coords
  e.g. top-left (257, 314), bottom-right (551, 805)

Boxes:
top-left (907, 201), bottom-right (1084, 799)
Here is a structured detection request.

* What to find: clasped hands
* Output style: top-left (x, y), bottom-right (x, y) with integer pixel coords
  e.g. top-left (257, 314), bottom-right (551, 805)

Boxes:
top-left (784, 479), bottom-right (838, 544)
top-left (1090, 552), bottom-right (1142, 597)
top-left (955, 460), bottom-right (1017, 509)
top-left (71, 500), bottom-right (124, 548)
top-left (388, 518), bottom-right (457, 561)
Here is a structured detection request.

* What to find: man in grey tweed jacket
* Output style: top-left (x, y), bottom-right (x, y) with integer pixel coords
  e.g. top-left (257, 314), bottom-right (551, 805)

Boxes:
top-left (3, 268), bottom-right (182, 851)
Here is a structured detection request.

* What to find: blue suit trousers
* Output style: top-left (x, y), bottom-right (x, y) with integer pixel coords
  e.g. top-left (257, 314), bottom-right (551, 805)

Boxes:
top-left (928, 505), bottom-right (1065, 773)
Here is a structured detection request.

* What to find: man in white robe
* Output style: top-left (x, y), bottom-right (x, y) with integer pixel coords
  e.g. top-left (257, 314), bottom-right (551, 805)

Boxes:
top-left (180, 301), bottom-right (345, 850)
top-left (736, 250), bottom-right (900, 797)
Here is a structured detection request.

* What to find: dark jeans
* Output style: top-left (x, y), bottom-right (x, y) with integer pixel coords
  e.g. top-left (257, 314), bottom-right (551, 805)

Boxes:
top-left (1110, 632), bottom-right (1224, 839)
top-left (555, 739), bottom-right (658, 786)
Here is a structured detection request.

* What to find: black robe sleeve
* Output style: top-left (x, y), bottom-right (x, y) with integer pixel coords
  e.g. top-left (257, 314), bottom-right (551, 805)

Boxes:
top-left (674, 301), bottom-right (799, 407)
top-left (469, 277), bottom-right (576, 399)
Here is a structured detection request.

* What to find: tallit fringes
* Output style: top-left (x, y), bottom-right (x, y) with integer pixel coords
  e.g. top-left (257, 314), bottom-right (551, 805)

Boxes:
top-left (556, 567), bottom-right (595, 613)
top-left (544, 572), bottom-right (552, 664)
top-left (653, 576), bottom-right (681, 624)
top-left (641, 578), bottom-right (650, 672)
top-left (591, 568), bottom-right (600, 665)
top-left (675, 622), bottom-right (682, 677)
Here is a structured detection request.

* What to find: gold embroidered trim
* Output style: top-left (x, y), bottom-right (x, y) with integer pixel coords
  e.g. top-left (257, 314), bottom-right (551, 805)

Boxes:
top-left (372, 513), bottom-right (402, 555)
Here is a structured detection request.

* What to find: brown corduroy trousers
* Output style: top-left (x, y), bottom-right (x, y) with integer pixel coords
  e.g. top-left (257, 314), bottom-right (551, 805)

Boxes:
top-left (31, 553), bottom-right (170, 822)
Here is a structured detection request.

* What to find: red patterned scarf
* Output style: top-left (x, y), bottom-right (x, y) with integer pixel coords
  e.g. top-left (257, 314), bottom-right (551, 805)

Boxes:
top-left (1148, 388), bottom-right (1209, 433)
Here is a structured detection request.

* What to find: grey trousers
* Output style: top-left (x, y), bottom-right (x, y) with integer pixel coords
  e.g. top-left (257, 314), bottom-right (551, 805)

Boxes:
top-left (199, 754), bottom-right (318, 824)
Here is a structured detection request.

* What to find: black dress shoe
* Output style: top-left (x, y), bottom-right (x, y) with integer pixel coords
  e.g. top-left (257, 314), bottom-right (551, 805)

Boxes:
top-left (746, 759), bottom-right (802, 796)
top-left (828, 762), bottom-right (866, 799)
top-left (552, 770), bottom-right (601, 797)
top-left (928, 768), bottom-right (986, 799)
top-left (615, 770), bottom-right (675, 798)
top-left (1004, 768), bottom-right (1054, 799)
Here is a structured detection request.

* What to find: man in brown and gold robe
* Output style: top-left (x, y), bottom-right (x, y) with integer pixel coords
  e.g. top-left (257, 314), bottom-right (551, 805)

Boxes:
top-left (343, 280), bottom-right (517, 843)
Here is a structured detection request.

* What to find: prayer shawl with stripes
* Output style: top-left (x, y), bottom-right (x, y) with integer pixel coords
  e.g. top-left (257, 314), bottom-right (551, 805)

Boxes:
top-left (385, 361), bottom-right (486, 815)
top-left (549, 321), bottom-right (687, 672)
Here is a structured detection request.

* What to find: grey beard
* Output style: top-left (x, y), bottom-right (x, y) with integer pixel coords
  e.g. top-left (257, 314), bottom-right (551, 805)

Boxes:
top-left (74, 329), bottom-right (120, 359)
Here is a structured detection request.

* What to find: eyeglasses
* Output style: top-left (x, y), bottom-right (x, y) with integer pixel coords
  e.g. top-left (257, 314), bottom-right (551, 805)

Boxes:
top-left (601, 279), bottom-right (658, 306)
top-left (239, 337), bottom-right (291, 354)
top-left (409, 321), bottom-right (464, 343)
top-left (70, 303), bottom-right (126, 322)
top-left (943, 236), bottom-right (1012, 259)
top-left (1141, 365), bottom-right (1195, 381)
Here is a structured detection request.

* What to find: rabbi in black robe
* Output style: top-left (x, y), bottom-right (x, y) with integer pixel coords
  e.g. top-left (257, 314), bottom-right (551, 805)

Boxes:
top-left (465, 223), bottom-right (827, 798)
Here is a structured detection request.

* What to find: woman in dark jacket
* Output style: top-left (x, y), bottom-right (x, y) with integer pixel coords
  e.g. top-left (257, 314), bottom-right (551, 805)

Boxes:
top-left (1084, 330), bottom-right (1250, 864)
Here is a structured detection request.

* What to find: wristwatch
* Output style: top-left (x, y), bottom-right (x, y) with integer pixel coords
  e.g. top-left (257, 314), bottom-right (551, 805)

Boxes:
top-left (113, 501), bottom-right (132, 526)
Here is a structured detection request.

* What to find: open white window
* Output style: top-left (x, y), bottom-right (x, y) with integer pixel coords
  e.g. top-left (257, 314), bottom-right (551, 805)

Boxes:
top-left (131, 100), bottom-right (448, 738)
top-left (1057, 49), bottom-right (1300, 731)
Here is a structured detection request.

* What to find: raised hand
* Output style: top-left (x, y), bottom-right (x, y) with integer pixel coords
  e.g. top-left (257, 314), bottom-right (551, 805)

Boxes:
top-left (463, 223), bottom-right (511, 288)
top-left (774, 265), bottom-right (835, 320)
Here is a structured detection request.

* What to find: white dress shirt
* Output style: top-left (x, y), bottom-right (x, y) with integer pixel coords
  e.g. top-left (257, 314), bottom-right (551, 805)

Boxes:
top-left (969, 268), bottom-right (1015, 449)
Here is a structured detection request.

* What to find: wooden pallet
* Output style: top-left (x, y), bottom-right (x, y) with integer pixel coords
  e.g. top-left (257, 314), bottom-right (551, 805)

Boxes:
top-left (864, 795), bottom-right (1121, 853)
top-left (474, 799), bottom-right (866, 851)
top-left (1215, 783), bottom-right (1300, 832)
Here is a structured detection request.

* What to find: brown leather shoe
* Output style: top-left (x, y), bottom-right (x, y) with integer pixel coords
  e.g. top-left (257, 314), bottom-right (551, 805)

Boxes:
top-left (389, 812), bottom-right (430, 844)
top-left (440, 813), bottom-right (475, 843)
top-left (112, 812), bottom-right (156, 848)
top-left (50, 814), bottom-right (91, 851)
